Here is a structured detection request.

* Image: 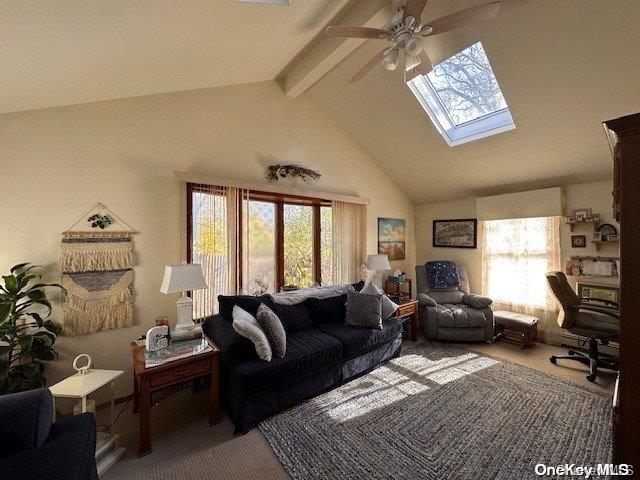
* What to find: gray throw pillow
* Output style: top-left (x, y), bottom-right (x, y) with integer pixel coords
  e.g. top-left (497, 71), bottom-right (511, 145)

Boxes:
top-left (345, 290), bottom-right (383, 329)
top-left (360, 280), bottom-right (398, 319)
top-left (232, 305), bottom-right (272, 362)
top-left (256, 303), bottom-right (286, 358)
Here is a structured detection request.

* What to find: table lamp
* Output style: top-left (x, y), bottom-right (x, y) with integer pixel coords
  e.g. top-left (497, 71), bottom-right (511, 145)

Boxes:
top-left (160, 263), bottom-right (207, 334)
top-left (366, 254), bottom-right (391, 289)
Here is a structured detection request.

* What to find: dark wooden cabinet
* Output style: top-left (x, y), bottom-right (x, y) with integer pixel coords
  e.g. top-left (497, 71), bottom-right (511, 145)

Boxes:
top-left (603, 113), bottom-right (640, 467)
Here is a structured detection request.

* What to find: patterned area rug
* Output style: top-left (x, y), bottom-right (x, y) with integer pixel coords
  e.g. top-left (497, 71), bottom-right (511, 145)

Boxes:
top-left (259, 342), bottom-right (612, 479)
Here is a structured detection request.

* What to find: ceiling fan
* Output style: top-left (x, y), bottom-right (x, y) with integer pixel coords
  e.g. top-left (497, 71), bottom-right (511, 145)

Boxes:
top-left (324, 0), bottom-right (501, 84)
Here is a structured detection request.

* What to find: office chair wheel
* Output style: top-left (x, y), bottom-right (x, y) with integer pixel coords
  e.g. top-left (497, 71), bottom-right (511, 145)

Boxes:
top-left (586, 373), bottom-right (596, 382)
top-left (550, 356), bottom-right (557, 364)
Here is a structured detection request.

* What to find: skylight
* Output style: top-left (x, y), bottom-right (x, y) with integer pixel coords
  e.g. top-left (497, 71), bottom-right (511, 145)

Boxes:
top-left (407, 42), bottom-right (515, 147)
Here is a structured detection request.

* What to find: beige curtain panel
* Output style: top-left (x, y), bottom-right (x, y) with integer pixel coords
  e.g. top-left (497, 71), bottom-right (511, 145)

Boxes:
top-left (331, 201), bottom-right (367, 285)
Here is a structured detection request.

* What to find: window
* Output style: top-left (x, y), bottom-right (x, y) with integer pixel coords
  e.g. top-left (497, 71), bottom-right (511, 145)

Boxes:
top-left (407, 42), bottom-right (515, 146)
top-left (188, 184), bottom-right (334, 308)
top-left (481, 217), bottom-right (560, 315)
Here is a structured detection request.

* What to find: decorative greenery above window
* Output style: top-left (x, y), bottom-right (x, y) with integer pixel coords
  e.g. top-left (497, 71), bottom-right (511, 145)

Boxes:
top-left (407, 42), bottom-right (515, 146)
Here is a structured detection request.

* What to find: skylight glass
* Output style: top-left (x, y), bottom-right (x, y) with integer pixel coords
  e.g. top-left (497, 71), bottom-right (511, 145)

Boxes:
top-left (407, 42), bottom-right (515, 146)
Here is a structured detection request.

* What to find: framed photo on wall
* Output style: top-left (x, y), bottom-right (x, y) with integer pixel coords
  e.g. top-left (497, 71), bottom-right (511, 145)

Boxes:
top-left (378, 218), bottom-right (406, 260)
top-left (433, 219), bottom-right (477, 249)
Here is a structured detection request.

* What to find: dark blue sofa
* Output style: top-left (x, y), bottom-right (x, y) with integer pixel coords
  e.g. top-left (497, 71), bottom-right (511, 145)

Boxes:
top-left (0, 388), bottom-right (98, 480)
top-left (203, 290), bottom-right (403, 433)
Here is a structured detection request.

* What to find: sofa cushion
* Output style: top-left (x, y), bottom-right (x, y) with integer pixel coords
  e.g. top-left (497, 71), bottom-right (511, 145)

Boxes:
top-left (435, 304), bottom-right (487, 328)
top-left (231, 328), bottom-right (342, 395)
top-left (429, 290), bottom-right (465, 305)
top-left (256, 303), bottom-right (287, 358)
top-left (264, 301), bottom-right (312, 333)
top-left (317, 317), bottom-right (402, 359)
top-left (305, 294), bottom-right (347, 325)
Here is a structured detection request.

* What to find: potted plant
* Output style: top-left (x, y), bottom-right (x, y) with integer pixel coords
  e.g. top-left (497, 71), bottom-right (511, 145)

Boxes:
top-left (0, 263), bottom-right (64, 394)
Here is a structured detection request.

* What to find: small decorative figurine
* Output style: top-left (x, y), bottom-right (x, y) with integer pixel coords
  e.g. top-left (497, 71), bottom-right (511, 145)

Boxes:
top-left (146, 325), bottom-right (169, 351)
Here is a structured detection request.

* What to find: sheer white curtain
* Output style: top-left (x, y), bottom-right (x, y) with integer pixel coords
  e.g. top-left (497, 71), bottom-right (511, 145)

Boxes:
top-left (331, 201), bottom-right (367, 284)
top-left (481, 216), bottom-right (561, 340)
top-left (190, 184), bottom-right (230, 319)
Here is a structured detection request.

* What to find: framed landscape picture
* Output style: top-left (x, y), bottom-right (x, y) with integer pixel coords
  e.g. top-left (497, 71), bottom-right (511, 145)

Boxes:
top-left (433, 219), bottom-right (477, 249)
top-left (378, 218), bottom-right (406, 260)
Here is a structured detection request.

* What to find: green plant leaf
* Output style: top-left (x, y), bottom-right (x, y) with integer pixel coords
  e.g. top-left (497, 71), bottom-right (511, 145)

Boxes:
top-left (0, 303), bottom-right (11, 322)
top-left (27, 290), bottom-right (45, 301)
top-left (31, 348), bottom-right (55, 362)
top-left (17, 335), bottom-right (33, 353)
top-left (33, 330), bottom-right (56, 347)
top-left (17, 274), bottom-right (37, 291)
top-left (10, 263), bottom-right (29, 273)
top-left (2, 276), bottom-right (19, 294)
top-left (43, 320), bottom-right (62, 337)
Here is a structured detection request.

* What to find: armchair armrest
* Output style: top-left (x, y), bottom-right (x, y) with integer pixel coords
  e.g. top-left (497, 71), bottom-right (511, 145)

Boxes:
top-left (0, 388), bottom-right (52, 458)
top-left (203, 314), bottom-right (258, 366)
top-left (418, 293), bottom-right (437, 307)
top-left (462, 294), bottom-right (493, 309)
top-left (577, 304), bottom-right (620, 319)
top-left (1, 413), bottom-right (98, 480)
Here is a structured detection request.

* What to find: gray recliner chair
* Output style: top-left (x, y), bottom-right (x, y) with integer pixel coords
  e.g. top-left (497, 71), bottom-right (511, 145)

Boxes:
top-left (415, 263), bottom-right (494, 342)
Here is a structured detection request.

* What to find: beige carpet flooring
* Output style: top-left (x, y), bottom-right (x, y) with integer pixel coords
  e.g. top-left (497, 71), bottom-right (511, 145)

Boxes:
top-left (102, 339), bottom-right (615, 480)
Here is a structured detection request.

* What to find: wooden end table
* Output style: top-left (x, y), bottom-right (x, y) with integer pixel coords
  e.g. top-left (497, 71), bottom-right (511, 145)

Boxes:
top-left (131, 336), bottom-right (221, 457)
top-left (395, 299), bottom-right (420, 341)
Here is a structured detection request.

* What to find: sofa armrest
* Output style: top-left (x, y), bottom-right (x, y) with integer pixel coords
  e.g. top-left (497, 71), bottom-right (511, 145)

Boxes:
top-left (0, 413), bottom-right (97, 480)
top-left (0, 388), bottom-right (53, 458)
top-left (462, 294), bottom-right (493, 309)
top-left (418, 293), bottom-right (437, 307)
top-left (203, 314), bottom-right (258, 366)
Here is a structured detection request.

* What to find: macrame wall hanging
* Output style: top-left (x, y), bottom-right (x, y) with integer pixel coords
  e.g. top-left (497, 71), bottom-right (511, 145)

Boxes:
top-left (60, 203), bottom-right (137, 336)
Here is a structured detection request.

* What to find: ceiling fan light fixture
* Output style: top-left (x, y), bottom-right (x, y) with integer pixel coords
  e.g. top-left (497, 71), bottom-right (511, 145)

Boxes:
top-left (405, 35), bottom-right (423, 57)
top-left (382, 48), bottom-right (400, 71)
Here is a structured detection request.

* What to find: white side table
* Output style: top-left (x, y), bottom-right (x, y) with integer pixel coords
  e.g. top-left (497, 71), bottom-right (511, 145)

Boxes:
top-left (49, 369), bottom-right (125, 477)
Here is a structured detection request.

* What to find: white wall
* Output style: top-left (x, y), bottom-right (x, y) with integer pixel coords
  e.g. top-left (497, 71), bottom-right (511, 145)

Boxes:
top-left (0, 80), bottom-right (415, 395)
top-left (414, 181), bottom-right (618, 293)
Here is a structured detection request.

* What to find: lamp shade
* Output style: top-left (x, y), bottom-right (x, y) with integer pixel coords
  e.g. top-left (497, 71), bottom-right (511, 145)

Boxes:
top-left (159, 264), bottom-right (207, 294)
top-left (366, 254), bottom-right (391, 271)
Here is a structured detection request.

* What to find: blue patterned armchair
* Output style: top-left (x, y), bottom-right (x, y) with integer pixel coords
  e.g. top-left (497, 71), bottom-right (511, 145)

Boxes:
top-left (415, 263), bottom-right (494, 342)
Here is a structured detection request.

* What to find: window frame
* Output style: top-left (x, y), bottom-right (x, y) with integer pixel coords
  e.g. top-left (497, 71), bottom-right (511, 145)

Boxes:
top-left (407, 42), bottom-right (516, 147)
top-left (187, 183), bottom-right (331, 293)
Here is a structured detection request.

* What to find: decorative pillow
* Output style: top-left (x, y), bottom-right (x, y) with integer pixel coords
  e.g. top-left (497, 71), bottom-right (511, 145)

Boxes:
top-left (305, 294), bottom-right (347, 325)
top-left (231, 306), bottom-right (272, 362)
top-left (426, 261), bottom-right (460, 291)
top-left (256, 303), bottom-right (286, 358)
top-left (345, 291), bottom-right (383, 329)
top-left (218, 295), bottom-right (265, 321)
top-left (360, 281), bottom-right (398, 319)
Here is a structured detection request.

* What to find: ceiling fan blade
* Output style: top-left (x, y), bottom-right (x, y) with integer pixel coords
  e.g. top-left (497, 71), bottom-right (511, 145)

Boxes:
top-left (403, 0), bottom-right (428, 21)
top-left (349, 50), bottom-right (385, 84)
top-left (405, 50), bottom-right (432, 83)
top-left (417, 50), bottom-right (432, 74)
top-left (420, 1), bottom-right (501, 36)
top-left (325, 25), bottom-right (390, 40)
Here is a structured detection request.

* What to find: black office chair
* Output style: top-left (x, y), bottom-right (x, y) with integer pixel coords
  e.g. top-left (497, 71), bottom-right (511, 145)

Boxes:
top-left (546, 271), bottom-right (619, 382)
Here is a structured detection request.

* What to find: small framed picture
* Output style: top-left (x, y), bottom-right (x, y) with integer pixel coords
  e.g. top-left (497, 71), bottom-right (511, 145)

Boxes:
top-left (592, 232), bottom-right (603, 242)
top-left (578, 283), bottom-right (620, 306)
top-left (571, 235), bottom-right (587, 248)
top-left (571, 208), bottom-right (593, 222)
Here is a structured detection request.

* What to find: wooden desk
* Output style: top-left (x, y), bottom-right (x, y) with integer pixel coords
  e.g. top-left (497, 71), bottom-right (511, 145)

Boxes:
top-left (130, 336), bottom-right (221, 457)
top-left (396, 299), bottom-right (420, 341)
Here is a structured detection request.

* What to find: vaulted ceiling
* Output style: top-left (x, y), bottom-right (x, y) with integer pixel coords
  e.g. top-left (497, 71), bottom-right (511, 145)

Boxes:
top-left (0, 0), bottom-right (359, 113)
top-left (305, 0), bottom-right (640, 203)
top-left (2, 0), bottom-right (639, 204)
